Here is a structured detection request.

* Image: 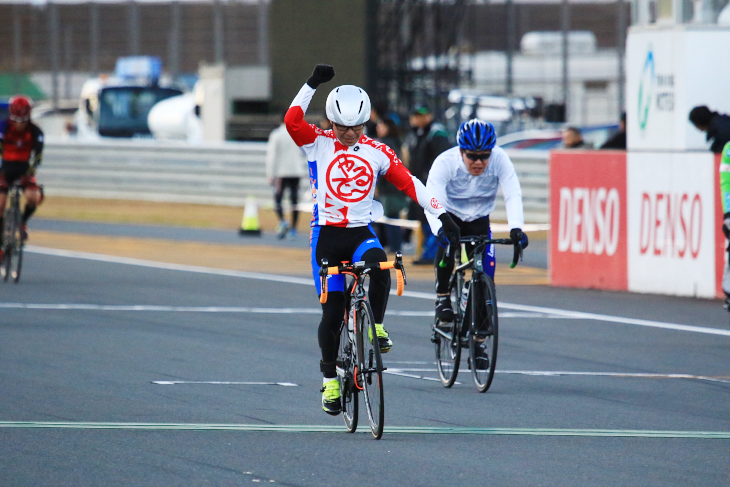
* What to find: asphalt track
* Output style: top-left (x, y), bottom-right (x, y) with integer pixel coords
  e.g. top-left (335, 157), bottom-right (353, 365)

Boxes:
top-left (1, 221), bottom-right (729, 486)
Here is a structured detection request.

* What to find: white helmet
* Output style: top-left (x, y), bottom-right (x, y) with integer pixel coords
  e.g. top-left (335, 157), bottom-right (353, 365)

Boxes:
top-left (325, 85), bottom-right (371, 126)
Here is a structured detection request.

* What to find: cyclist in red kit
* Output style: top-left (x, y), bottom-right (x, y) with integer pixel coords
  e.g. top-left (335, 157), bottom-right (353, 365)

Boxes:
top-left (285, 65), bottom-right (461, 415)
top-left (0, 96), bottom-right (45, 255)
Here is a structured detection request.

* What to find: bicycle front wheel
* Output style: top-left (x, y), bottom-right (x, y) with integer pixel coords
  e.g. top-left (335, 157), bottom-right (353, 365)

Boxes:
top-left (434, 281), bottom-right (461, 387)
top-left (337, 320), bottom-right (358, 433)
top-left (358, 300), bottom-right (384, 439)
top-left (10, 243), bottom-right (22, 283)
top-left (1, 246), bottom-right (10, 282)
top-left (469, 273), bottom-right (499, 393)
top-left (434, 317), bottom-right (461, 388)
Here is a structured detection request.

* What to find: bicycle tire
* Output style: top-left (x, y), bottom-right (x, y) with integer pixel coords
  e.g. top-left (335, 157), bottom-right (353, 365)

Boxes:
top-left (434, 281), bottom-right (462, 387)
top-left (10, 242), bottom-right (22, 283)
top-left (7, 207), bottom-right (22, 283)
top-left (469, 273), bottom-right (499, 393)
top-left (337, 320), bottom-right (358, 433)
top-left (358, 300), bottom-right (384, 439)
top-left (1, 246), bottom-right (10, 282)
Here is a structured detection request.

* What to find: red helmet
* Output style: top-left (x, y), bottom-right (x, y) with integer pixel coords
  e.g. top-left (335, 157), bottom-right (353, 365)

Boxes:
top-left (9, 96), bottom-right (32, 122)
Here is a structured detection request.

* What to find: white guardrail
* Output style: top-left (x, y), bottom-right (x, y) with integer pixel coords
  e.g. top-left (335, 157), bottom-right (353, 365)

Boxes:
top-left (40, 139), bottom-right (550, 224)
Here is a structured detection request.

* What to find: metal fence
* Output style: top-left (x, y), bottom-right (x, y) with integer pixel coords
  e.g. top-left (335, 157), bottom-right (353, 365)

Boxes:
top-left (40, 139), bottom-right (549, 223)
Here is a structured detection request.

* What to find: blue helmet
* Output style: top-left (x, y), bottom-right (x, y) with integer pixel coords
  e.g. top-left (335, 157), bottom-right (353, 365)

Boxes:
top-left (457, 119), bottom-right (496, 151)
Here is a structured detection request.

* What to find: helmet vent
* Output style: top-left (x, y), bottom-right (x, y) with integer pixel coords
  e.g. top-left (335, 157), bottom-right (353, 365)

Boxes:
top-left (358, 101), bottom-right (363, 113)
top-left (336, 100), bottom-right (342, 114)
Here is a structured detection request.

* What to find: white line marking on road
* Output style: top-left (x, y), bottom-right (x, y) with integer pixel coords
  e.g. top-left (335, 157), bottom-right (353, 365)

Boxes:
top-left (385, 368), bottom-right (730, 384)
top-left (1, 421), bottom-right (728, 438)
top-left (496, 370), bottom-right (730, 384)
top-left (383, 369), bottom-right (459, 384)
top-left (27, 246), bottom-right (730, 336)
top-left (0, 303), bottom-right (323, 313)
top-left (152, 381), bottom-right (298, 386)
top-left (0, 303), bottom-right (562, 320)
top-left (383, 361), bottom-right (431, 364)
top-left (402, 289), bottom-right (730, 336)
top-left (25, 246), bottom-right (313, 285)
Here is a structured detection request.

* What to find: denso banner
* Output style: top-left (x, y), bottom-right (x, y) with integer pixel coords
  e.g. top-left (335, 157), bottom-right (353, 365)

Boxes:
top-left (550, 151), bottom-right (628, 290)
top-left (627, 152), bottom-right (717, 297)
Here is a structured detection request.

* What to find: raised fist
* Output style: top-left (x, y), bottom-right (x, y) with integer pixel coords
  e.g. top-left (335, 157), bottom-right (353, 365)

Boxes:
top-left (307, 64), bottom-right (335, 89)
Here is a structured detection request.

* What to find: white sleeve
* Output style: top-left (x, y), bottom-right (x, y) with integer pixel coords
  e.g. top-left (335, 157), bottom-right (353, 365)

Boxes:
top-left (496, 150), bottom-right (525, 229)
top-left (424, 155), bottom-right (452, 235)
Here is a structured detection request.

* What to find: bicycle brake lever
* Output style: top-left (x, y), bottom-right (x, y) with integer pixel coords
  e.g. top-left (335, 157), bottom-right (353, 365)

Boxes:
top-left (395, 251), bottom-right (407, 285)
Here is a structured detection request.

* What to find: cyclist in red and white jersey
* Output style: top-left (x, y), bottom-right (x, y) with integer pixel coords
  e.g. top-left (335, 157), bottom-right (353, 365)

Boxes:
top-left (0, 96), bottom-right (44, 257)
top-left (285, 65), bottom-right (460, 415)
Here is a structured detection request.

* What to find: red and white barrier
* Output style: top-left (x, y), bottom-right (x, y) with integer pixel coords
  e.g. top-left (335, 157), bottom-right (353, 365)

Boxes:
top-left (550, 150), bottom-right (724, 299)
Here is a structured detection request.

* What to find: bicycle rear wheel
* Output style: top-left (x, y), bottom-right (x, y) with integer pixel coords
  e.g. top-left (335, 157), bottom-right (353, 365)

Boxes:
top-left (337, 320), bottom-right (358, 433)
top-left (469, 273), bottom-right (499, 392)
top-left (358, 300), bottom-right (384, 439)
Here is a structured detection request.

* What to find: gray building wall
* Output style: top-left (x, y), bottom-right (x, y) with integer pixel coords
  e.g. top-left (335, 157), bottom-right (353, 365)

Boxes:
top-left (269, 0), bottom-right (367, 113)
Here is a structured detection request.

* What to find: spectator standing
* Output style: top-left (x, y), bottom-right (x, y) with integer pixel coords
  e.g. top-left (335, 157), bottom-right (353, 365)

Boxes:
top-left (266, 113), bottom-right (308, 239)
top-left (720, 141), bottom-right (730, 311)
top-left (600, 112), bottom-right (626, 150)
top-left (562, 126), bottom-right (585, 149)
top-left (374, 117), bottom-right (407, 252)
top-left (689, 106), bottom-right (730, 153)
top-left (404, 105), bottom-right (453, 264)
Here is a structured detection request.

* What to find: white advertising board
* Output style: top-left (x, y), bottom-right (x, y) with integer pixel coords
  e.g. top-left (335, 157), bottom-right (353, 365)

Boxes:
top-left (626, 26), bottom-right (730, 151)
top-left (627, 152), bottom-right (717, 297)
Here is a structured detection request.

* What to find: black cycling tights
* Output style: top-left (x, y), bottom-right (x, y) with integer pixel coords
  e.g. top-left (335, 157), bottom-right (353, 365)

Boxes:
top-left (319, 247), bottom-right (390, 378)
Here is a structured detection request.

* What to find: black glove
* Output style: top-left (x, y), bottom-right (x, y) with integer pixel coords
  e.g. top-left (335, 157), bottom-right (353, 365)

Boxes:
top-left (306, 64), bottom-right (335, 89)
top-left (510, 228), bottom-right (529, 249)
top-left (436, 228), bottom-right (449, 248)
top-left (438, 213), bottom-right (460, 249)
top-left (723, 212), bottom-right (730, 239)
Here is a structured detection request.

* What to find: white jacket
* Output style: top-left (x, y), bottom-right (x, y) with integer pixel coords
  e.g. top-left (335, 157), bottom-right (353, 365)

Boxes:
top-left (265, 124), bottom-right (308, 179)
top-left (425, 146), bottom-right (524, 234)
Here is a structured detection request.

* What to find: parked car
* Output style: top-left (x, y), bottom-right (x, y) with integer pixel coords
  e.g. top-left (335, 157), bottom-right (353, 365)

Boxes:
top-left (497, 124), bottom-right (619, 150)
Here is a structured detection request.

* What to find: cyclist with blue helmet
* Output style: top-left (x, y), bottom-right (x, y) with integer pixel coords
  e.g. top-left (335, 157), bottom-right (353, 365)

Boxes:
top-left (424, 119), bottom-right (528, 322)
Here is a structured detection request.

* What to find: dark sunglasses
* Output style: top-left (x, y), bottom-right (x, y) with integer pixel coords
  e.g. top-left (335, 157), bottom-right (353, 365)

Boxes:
top-left (462, 150), bottom-right (491, 161)
top-left (333, 123), bottom-right (365, 133)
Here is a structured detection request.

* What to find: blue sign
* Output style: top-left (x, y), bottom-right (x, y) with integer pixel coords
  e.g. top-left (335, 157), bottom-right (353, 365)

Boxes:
top-left (115, 56), bottom-right (162, 81)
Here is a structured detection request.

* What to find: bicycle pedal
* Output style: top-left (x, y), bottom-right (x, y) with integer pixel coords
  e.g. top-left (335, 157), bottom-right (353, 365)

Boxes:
top-left (382, 367), bottom-right (387, 371)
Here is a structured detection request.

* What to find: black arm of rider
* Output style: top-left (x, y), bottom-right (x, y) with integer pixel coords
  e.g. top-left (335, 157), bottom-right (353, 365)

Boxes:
top-left (32, 124), bottom-right (44, 165)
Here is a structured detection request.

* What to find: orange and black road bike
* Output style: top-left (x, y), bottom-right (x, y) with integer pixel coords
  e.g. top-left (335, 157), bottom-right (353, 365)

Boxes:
top-left (319, 251), bottom-right (406, 440)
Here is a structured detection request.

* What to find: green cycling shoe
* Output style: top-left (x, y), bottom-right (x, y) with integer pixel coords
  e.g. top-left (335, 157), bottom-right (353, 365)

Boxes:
top-left (321, 378), bottom-right (342, 416)
top-left (368, 323), bottom-right (393, 353)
